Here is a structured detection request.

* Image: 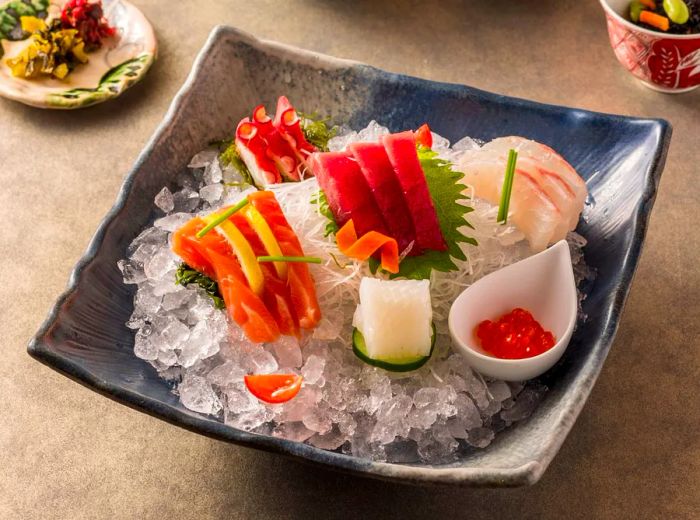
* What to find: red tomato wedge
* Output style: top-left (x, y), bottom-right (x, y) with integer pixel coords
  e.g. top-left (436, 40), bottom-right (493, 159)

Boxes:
top-left (415, 123), bottom-right (433, 149)
top-left (244, 374), bottom-right (303, 404)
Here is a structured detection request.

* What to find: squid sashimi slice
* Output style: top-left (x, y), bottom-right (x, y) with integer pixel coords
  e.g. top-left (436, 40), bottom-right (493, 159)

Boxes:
top-left (247, 191), bottom-right (322, 330)
top-left (172, 218), bottom-right (280, 343)
top-left (353, 278), bottom-right (432, 360)
top-left (457, 136), bottom-right (587, 251)
top-left (382, 132), bottom-right (447, 252)
top-left (230, 213), bottom-right (300, 338)
top-left (309, 151), bottom-right (390, 237)
top-left (348, 141), bottom-right (420, 256)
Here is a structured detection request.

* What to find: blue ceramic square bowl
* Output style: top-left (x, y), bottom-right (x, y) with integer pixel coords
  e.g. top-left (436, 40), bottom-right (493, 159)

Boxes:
top-left (27, 26), bottom-right (671, 487)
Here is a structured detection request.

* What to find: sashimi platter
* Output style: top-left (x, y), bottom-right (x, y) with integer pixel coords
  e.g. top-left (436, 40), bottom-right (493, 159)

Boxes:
top-left (119, 96), bottom-right (594, 463)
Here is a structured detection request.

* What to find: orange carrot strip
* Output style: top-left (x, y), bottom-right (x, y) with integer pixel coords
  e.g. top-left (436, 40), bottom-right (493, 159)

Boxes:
top-left (639, 0), bottom-right (656, 9)
top-left (640, 10), bottom-right (669, 30)
top-left (336, 219), bottom-right (400, 274)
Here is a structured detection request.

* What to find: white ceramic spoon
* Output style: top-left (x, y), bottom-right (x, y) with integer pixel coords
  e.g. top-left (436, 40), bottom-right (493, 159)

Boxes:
top-left (448, 240), bottom-right (578, 381)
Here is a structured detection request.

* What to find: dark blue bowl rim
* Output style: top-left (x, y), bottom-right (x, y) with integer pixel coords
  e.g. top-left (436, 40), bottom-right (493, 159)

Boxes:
top-left (27, 25), bottom-right (672, 487)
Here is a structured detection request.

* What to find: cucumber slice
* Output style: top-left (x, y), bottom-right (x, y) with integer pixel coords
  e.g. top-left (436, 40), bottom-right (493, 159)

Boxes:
top-left (352, 323), bottom-right (436, 373)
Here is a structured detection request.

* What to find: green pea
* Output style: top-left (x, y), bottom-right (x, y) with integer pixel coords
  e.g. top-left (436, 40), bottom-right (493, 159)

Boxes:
top-left (630, 0), bottom-right (646, 22)
top-left (663, 0), bottom-right (690, 24)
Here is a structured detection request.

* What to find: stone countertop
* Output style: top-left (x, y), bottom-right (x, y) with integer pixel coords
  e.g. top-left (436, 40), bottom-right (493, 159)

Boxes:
top-left (1, 1), bottom-right (698, 518)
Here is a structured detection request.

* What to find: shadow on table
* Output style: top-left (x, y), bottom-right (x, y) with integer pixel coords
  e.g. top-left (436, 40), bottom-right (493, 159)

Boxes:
top-left (202, 411), bottom-right (597, 520)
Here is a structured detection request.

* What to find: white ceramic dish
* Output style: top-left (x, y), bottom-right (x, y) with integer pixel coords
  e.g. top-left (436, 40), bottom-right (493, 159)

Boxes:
top-left (448, 240), bottom-right (578, 381)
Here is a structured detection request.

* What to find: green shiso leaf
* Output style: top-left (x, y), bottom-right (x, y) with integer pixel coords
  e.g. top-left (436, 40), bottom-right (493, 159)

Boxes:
top-left (299, 112), bottom-right (337, 152)
top-left (175, 263), bottom-right (225, 310)
top-left (370, 145), bottom-right (477, 280)
top-left (311, 189), bottom-right (339, 237)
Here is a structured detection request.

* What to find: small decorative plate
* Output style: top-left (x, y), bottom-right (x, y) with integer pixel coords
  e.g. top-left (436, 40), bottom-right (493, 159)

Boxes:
top-left (0, 0), bottom-right (156, 109)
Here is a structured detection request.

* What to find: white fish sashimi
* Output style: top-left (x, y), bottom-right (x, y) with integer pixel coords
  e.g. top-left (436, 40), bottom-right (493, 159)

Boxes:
top-left (457, 136), bottom-right (587, 251)
top-left (353, 278), bottom-right (432, 360)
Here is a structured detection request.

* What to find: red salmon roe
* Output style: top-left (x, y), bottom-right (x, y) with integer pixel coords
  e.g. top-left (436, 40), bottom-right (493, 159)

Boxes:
top-left (475, 308), bottom-right (556, 360)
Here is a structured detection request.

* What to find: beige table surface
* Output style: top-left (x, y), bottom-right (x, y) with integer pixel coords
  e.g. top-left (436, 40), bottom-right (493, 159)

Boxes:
top-left (1, 1), bottom-right (698, 518)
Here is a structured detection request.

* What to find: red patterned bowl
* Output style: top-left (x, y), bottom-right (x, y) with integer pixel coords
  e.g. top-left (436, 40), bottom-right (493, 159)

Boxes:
top-left (600, 0), bottom-right (700, 93)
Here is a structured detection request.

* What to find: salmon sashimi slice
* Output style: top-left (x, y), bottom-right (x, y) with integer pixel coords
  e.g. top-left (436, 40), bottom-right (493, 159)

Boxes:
top-left (172, 217), bottom-right (280, 343)
top-left (171, 218), bottom-right (218, 280)
top-left (348, 141), bottom-right (420, 256)
top-left (205, 248), bottom-right (281, 343)
top-left (248, 191), bottom-right (322, 330)
top-left (230, 212), bottom-right (300, 337)
top-left (261, 274), bottom-right (300, 337)
top-left (457, 136), bottom-right (587, 252)
top-left (382, 131), bottom-right (447, 252)
top-left (309, 151), bottom-right (390, 237)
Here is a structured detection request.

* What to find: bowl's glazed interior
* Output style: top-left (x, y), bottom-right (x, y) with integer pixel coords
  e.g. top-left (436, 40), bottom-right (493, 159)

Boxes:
top-left (28, 26), bottom-right (671, 486)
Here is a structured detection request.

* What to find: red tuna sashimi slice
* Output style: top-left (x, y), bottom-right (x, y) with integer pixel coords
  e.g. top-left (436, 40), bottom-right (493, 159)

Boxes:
top-left (248, 191), bottom-right (322, 330)
top-left (309, 151), bottom-right (390, 237)
top-left (348, 141), bottom-right (421, 256)
top-left (382, 131), bottom-right (447, 251)
top-left (172, 218), bottom-right (280, 343)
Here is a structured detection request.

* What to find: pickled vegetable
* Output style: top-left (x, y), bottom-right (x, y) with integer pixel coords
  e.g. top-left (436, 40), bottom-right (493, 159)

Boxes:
top-left (5, 17), bottom-right (88, 80)
top-left (60, 0), bottom-right (115, 49)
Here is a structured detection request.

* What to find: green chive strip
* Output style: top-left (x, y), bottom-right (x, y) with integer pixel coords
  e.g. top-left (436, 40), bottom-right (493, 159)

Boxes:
top-left (196, 197), bottom-right (249, 238)
top-left (497, 149), bottom-right (518, 224)
top-left (257, 255), bottom-right (322, 264)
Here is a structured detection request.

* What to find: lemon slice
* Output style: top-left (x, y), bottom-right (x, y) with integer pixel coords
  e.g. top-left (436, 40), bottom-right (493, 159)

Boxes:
top-left (241, 205), bottom-right (287, 280)
top-left (202, 214), bottom-right (264, 295)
